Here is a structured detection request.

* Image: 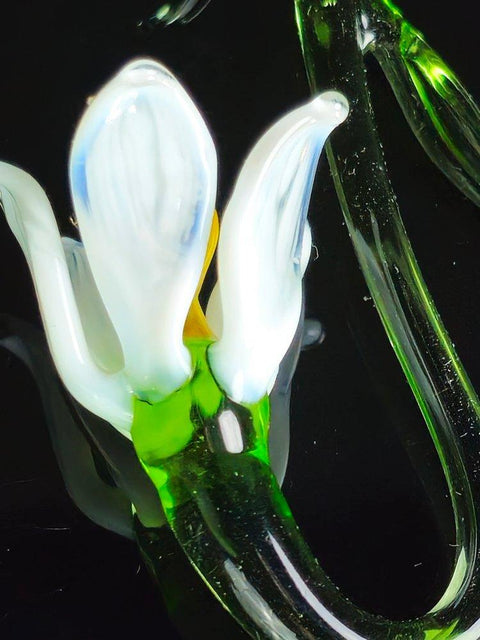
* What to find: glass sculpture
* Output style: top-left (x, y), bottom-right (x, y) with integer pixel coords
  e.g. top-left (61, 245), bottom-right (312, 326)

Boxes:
top-left (2, 0), bottom-right (480, 638)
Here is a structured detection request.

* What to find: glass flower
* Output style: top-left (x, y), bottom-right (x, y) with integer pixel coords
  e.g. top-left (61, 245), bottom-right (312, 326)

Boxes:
top-left (1, 58), bottom-right (353, 640)
top-left (0, 58), bottom-right (348, 438)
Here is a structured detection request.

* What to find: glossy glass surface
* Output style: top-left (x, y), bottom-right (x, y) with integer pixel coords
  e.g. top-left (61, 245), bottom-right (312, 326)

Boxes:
top-left (1, 1), bottom-right (480, 639)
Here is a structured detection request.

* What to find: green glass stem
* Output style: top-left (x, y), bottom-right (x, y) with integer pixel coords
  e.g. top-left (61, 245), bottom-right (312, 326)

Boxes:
top-left (132, 330), bottom-right (480, 638)
top-left (137, 437), bottom-right (428, 639)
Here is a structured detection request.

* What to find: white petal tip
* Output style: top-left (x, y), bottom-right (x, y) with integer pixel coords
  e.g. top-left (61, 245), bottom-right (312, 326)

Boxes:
top-left (113, 58), bottom-right (176, 88)
top-left (311, 91), bottom-right (350, 125)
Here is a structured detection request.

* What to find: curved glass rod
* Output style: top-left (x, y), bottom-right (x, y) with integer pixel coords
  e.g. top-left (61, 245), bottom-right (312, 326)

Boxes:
top-left (291, 0), bottom-right (480, 636)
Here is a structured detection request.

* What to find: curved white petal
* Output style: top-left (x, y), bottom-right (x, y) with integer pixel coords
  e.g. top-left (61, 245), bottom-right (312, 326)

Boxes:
top-left (208, 92), bottom-right (349, 403)
top-left (0, 161), bottom-right (133, 433)
top-left (206, 223), bottom-right (312, 344)
top-left (63, 238), bottom-right (124, 374)
top-left (70, 59), bottom-right (217, 401)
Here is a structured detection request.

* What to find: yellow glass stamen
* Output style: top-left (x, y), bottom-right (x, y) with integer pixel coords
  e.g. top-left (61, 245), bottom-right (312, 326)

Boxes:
top-left (183, 211), bottom-right (219, 339)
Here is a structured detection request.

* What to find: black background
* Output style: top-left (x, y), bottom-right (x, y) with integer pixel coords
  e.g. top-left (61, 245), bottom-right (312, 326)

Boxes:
top-left (1, 1), bottom-right (480, 638)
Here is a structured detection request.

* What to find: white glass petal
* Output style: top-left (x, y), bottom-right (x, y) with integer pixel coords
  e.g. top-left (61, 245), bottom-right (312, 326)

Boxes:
top-left (206, 222), bottom-right (311, 344)
top-left (70, 59), bottom-right (217, 401)
top-left (63, 238), bottom-right (124, 374)
top-left (0, 161), bottom-right (133, 434)
top-left (208, 92), bottom-right (349, 403)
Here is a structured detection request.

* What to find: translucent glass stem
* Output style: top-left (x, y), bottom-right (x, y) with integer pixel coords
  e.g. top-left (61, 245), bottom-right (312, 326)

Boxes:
top-left (132, 333), bottom-right (480, 638)
top-left (135, 422), bottom-right (480, 639)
